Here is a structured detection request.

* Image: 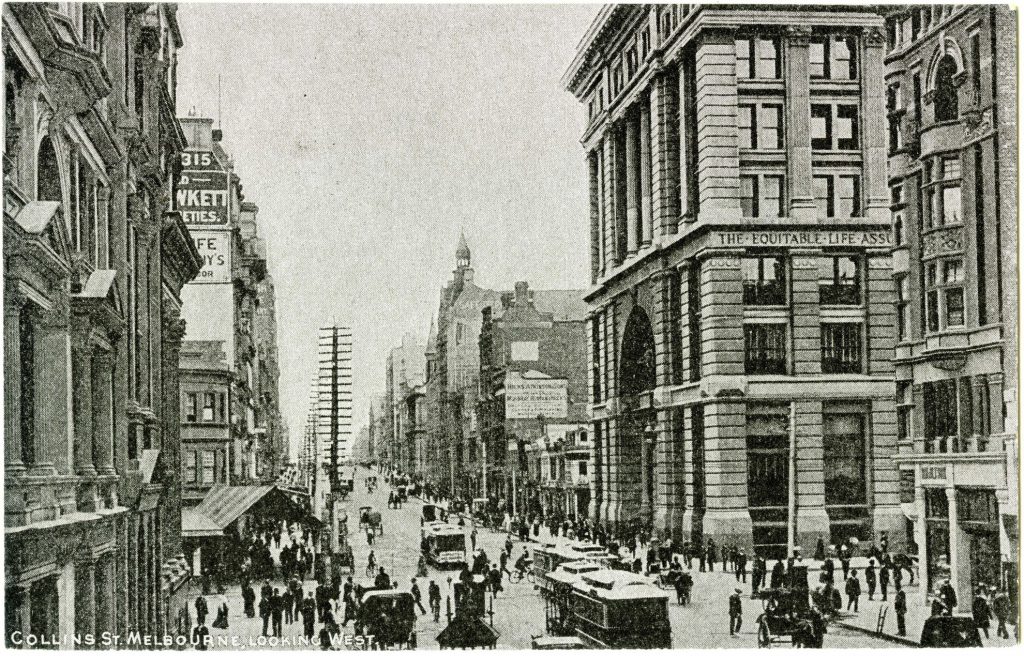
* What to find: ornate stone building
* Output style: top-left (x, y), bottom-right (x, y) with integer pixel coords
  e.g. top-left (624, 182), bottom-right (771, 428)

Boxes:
top-left (4, 2), bottom-right (201, 644)
top-left (565, 5), bottom-right (899, 557)
top-left (882, 5), bottom-right (1018, 608)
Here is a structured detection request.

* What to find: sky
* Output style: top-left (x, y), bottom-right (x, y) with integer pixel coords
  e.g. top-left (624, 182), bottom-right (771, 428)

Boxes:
top-left (175, 4), bottom-right (598, 459)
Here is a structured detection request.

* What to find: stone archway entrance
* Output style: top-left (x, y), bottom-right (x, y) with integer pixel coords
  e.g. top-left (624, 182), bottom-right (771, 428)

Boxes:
top-left (617, 307), bottom-right (657, 531)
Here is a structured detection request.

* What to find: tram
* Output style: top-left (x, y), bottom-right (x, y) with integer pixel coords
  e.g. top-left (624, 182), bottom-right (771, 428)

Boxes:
top-left (421, 521), bottom-right (467, 566)
top-left (540, 561), bottom-right (603, 635)
top-left (569, 570), bottom-right (672, 649)
top-left (532, 541), bottom-right (616, 582)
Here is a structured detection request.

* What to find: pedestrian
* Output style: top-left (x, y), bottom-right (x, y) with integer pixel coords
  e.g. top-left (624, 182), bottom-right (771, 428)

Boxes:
top-left (822, 557), bottom-right (835, 586)
top-left (488, 563), bottom-right (503, 596)
top-left (894, 588), bottom-right (908, 637)
top-left (939, 578), bottom-right (957, 615)
top-left (499, 550), bottom-right (509, 578)
top-left (770, 560), bottom-right (785, 588)
top-left (706, 540), bottom-right (717, 572)
top-left (366, 550), bottom-right (376, 577)
top-left (411, 578), bottom-right (428, 615)
top-left (972, 585), bottom-right (992, 638)
top-left (471, 527), bottom-right (478, 551)
top-left (194, 594), bottom-right (209, 627)
top-left (840, 554), bottom-right (851, 582)
top-left (879, 563), bottom-right (890, 601)
top-left (992, 587), bottom-right (1011, 639)
top-left (242, 580), bottom-right (256, 618)
top-left (315, 581), bottom-right (329, 623)
top-left (505, 535), bottom-right (513, 556)
top-left (729, 587), bottom-right (743, 635)
top-left (845, 570), bottom-right (861, 612)
top-left (735, 551), bottom-right (748, 583)
top-left (270, 588), bottom-right (284, 637)
top-left (893, 564), bottom-right (903, 592)
top-left (750, 556), bottom-right (763, 596)
top-left (367, 527), bottom-right (374, 546)
top-left (374, 566), bottom-right (391, 589)
top-left (673, 573), bottom-right (687, 605)
top-left (814, 536), bottom-right (826, 561)
top-left (212, 601), bottom-right (229, 630)
top-left (302, 592), bottom-right (316, 639)
top-left (865, 560), bottom-right (877, 600)
top-left (259, 594), bottom-right (271, 637)
top-left (283, 587), bottom-right (294, 624)
top-left (191, 618), bottom-right (210, 651)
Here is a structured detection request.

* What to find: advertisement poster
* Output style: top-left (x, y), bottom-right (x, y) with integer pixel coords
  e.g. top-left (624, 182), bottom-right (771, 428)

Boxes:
top-left (178, 150), bottom-right (229, 225)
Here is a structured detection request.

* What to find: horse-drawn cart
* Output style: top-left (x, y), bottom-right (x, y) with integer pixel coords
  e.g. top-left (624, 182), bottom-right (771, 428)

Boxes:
top-left (359, 507), bottom-right (383, 535)
top-left (754, 566), bottom-right (827, 648)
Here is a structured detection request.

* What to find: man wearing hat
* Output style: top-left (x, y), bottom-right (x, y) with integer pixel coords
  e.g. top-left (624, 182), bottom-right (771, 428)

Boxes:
top-left (729, 587), bottom-right (743, 635)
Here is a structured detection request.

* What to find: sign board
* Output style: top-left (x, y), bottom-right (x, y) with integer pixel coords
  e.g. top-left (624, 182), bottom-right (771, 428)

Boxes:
top-left (921, 465), bottom-right (948, 483)
top-left (505, 371), bottom-right (568, 420)
top-left (191, 231), bottom-right (231, 283)
top-left (178, 150), bottom-right (229, 225)
top-left (712, 230), bottom-right (892, 248)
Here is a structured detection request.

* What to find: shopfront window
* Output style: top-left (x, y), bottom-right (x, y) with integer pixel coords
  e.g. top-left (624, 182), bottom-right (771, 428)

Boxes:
top-left (823, 413), bottom-right (867, 505)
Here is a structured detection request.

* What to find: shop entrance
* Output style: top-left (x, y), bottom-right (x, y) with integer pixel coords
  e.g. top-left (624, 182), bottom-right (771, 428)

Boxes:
top-left (957, 487), bottom-right (1001, 592)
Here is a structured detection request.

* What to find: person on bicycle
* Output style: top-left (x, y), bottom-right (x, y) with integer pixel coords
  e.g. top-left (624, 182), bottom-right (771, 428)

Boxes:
top-left (514, 552), bottom-right (530, 579)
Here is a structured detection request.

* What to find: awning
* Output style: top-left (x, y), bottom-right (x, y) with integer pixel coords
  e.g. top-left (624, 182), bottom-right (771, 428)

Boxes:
top-left (182, 507), bottom-right (224, 538)
top-left (193, 484), bottom-right (276, 529)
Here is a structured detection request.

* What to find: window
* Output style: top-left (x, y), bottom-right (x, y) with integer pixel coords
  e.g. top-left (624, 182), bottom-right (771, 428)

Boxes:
top-left (579, 461), bottom-right (588, 477)
top-left (942, 186), bottom-right (961, 225)
top-left (202, 451), bottom-right (215, 484)
top-left (688, 262), bottom-right (702, 381)
top-left (811, 104), bottom-right (859, 150)
top-left (185, 392), bottom-right (198, 422)
top-left (736, 37), bottom-right (780, 79)
top-left (896, 275), bottom-right (910, 341)
top-left (925, 258), bottom-right (965, 331)
top-left (186, 451), bottom-right (198, 483)
top-left (744, 323), bottom-right (787, 374)
top-left (821, 323), bottom-right (863, 373)
top-left (923, 379), bottom-right (959, 453)
top-left (897, 382), bottom-right (914, 443)
top-left (823, 413), bottom-right (867, 504)
top-left (641, 29), bottom-right (650, 59)
top-left (742, 255), bottom-right (787, 305)
top-left (740, 104), bottom-right (783, 149)
top-left (819, 256), bottom-right (861, 305)
top-left (456, 322), bottom-right (465, 344)
top-left (625, 47), bottom-right (638, 77)
top-left (934, 55), bottom-right (959, 121)
top-left (746, 405), bottom-right (789, 508)
top-left (810, 35), bottom-right (857, 80)
top-left (887, 83), bottom-right (903, 152)
top-left (590, 316), bottom-right (602, 401)
top-left (970, 32), bottom-right (982, 101)
top-left (740, 175), bottom-right (784, 218)
top-left (813, 174), bottom-right (860, 218)
top-left (612, 64), bottom-right (623, 96)
top-left (202, 392), bottom-right (215, 422)
top-left (19, 303), bottom-right (36, 465)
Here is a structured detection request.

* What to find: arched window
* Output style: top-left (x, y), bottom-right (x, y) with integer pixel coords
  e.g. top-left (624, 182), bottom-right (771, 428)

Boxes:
top-left (934, 55), bottom-right (959, 122)
top-left (36, 136), bottom-right (61, 203)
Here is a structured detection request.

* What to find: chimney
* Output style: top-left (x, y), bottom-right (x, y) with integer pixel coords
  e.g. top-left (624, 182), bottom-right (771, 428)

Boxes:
top-left (514, 281), bottom-right (529, 304)
top-left (212, 128), bottom-right (223, 142)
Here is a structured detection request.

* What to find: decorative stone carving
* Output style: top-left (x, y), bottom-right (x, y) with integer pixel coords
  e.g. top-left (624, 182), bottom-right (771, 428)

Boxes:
top-left (932, 354), bottom-right (968, 372)
top-left (786, 25), bottom-right (813, 46)
top-left (791, 256), bottom-right (819, 270)
top-left (922, 227), bottom-right (964, 256)
top-left (864, 26), bottom-right (887, 48)
top-left (705, 256), bottom-right (740, 270)
top-left (962, 107), bottom-right (993, 143)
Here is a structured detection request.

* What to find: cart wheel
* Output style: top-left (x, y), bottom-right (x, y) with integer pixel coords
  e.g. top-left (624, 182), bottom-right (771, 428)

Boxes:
top-left (758, 621), bottom-right (772, 648)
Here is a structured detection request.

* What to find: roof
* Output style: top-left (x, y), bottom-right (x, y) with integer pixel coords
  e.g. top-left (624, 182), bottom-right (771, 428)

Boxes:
top-left (425, 316), bottom-right (438, 355)
top-left (572, 569), bottom-right (669, 601)
top-left (532, 290), bottom-right (587, 322)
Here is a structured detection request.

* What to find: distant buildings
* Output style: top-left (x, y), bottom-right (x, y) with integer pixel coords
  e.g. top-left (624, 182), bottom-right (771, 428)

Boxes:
top-left (179, 341), bottom-right (233, 505)
top-left (307, 325), bottom-right (353, 517)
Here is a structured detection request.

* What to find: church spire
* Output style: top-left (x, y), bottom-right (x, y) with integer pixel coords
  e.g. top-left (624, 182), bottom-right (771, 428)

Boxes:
top-left (456, 231), bottom-right (471, 269)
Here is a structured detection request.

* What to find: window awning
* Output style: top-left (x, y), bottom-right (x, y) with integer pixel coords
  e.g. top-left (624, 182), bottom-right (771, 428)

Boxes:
top-left (182, 484), bottom-right (318, 538)
top-left (182, 507), bottom-right (223, 538)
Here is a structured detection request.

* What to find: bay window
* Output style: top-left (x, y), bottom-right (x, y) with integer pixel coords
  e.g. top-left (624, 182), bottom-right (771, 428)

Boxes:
top-left (925, 258), bottom-right (965, 331)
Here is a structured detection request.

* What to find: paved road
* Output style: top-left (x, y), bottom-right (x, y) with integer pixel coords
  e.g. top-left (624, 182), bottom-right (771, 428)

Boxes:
top-left (194, 467), bottom-right (894, 649)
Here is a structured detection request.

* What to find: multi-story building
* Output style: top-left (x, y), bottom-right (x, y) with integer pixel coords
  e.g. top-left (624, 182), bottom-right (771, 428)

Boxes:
top-left (882, 5), bottom-right (1018, 607)
top-left (477, 281), bottom-right (589, 517)
top-left (528, 425), bottom-right (593, 520)
top-left (382, 333), bottom-right (426, 475)
top-left (179, 341), bottom-right (233, 505)
top-left (435, 235), bottom-right (504, 498)
top-left (177, 118), bottom-right (283, 487)
top-left (4, 2), bottom-right (201, 642)
top-left (565, 5), bottom-right (899, 557)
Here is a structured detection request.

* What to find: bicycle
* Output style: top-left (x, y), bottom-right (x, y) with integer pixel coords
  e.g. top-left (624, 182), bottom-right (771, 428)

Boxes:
top-left (509, 567), bottom-right (534, 584)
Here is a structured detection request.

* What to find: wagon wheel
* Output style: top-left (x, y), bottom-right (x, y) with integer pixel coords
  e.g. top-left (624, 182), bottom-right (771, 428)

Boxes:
top-left (757, 619), bottom-right (772, 648)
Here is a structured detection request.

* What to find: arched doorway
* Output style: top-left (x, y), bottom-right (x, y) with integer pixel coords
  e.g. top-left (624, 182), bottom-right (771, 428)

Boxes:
top-left (617, 307), bottom-right (657, 530)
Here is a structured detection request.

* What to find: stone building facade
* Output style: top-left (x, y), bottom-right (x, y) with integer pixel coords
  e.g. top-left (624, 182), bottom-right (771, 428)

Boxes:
top-left (882, 5), bottom-right (1018, 607)
top-left (179, 340), bottom-right (232, 506)
top-left (565, 4), bottom-right (899, 557)
top-left (477, 281), bottom-right (589, 517)
top-left (4, 2), bottom-right (201, 644)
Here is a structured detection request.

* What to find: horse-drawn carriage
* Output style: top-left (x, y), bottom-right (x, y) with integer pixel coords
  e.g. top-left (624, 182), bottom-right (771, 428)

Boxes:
top-left (754, 567), bottom-right (828, 648)
top-left (359, 507), bottom-right (383, 535)
top-left (355, 588), bottom-right (417, 648)
top-left (335, 541), bottom-right (355, 575)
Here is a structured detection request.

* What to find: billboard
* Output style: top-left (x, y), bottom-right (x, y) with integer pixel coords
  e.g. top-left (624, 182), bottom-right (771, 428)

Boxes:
top-left (504, 371), bottom-right (568, 420)
top-left (191, 231), bottom-right (231, 283)
top-left (178, 150), bottom-right (229, 225)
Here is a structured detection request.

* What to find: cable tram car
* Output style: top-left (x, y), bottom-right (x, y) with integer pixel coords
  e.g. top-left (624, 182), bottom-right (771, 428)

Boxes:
top-left (422, 521), bottom-right (467, 566)
top-left (569, 570), bottom-right (671, 649)
top-left (541, 561), bottom-right (603, 636)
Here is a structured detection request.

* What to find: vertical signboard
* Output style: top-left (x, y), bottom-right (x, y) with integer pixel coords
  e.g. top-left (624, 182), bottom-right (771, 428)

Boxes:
top-left (191, 232), bottom-right (232, 283)
top-left (178, 150), bottom-right (229, 225)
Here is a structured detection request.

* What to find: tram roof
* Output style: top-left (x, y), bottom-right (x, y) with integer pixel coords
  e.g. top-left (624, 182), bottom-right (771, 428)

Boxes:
top-left (572, 569), bottom-right (669, 600)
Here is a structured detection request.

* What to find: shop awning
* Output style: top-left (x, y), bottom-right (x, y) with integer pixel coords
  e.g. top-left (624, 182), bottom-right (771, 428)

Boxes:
top-left (182, 507), bottom-right (224, 538)
top-left (193, 484), bottom-right (276, 529)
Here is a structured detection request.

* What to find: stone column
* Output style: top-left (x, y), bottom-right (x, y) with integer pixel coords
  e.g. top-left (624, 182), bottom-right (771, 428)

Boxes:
top-left (602, 130), bottom-right (618, 267)
top-left (861, 26), bottom-right (890, 220)
top-left (639, 98), bottom-right (653, 246)
top-left (624, 111), bottom-right (640, 256)
top-left (74, 556), bottom-right (96, 647)
top-left (794, 400), bottom-right (830, 551)
top-left (987, 373), bottom-right (1004, 434)
top-left (945, 486), bottom-right (961, 599)
top-left (6, 584), bottom-right (31, 647)
top-left (94, 555), bottom-right (114, 639)
top-left (701, 399), bottom-right (753, 551)
top-left (57, 561), bottom-right (76, 647)
top-left (649, 67), bottom-right (680, 236)
top-left (676, 62), bottom-right (689, 221)
top-left (971, 376), bottom-right (986, 443)
top-left (5, 295), bottom-right (25, 475)
top-left (72, 335), bottom-right (97, 477)
top-left (784, 26), bottom-right (816, 217)
top-left (160, 312), bottom-right (187, 559)
top-left (791, 253), bottom-right (822, 375)
top-left (654, 408), bottom-right (684, 542)
top-left (693, 31), bottom-right (740, 215)
top-left (97, 184), bottom-right (111, 268)
top-left (38, 314), bottom-right (70, 476)
top-left (588, 149), bottom-right (602, 282)
top-left (914, 470), bottom-right (929, 605)
top-left (92, 351), bottom-right (115, 475)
